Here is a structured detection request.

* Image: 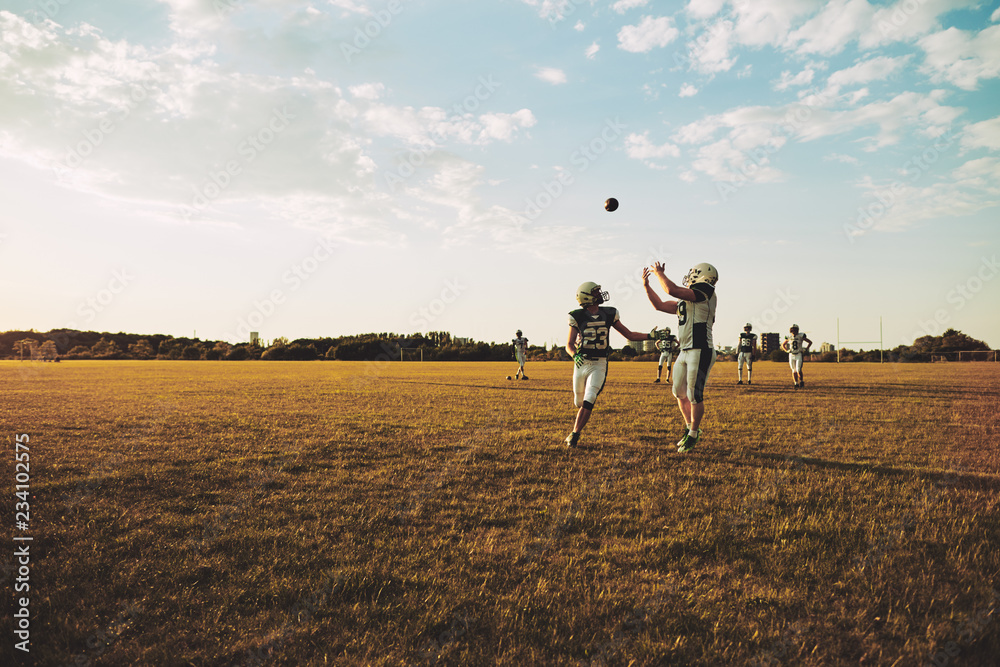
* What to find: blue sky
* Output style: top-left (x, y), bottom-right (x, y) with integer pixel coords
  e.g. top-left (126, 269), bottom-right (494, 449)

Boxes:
top-left (1, 0), bottom-right (998, 350)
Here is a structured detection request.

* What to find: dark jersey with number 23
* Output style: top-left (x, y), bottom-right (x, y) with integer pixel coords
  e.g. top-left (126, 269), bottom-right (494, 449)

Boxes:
top-left (569, 307), bottom-right (620, 360)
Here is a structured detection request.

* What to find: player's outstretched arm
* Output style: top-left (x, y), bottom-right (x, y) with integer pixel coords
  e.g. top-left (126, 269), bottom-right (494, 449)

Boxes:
top-left (612, 320), bottom-right (653, 342)
top-left (643, 266), bottom-right (678, 314)
top-left (652, 261), bottom-right (698, 302)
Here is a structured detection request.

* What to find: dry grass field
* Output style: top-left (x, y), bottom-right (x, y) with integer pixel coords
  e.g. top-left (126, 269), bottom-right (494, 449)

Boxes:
top-left (3, 359), bottom-right (999, 666)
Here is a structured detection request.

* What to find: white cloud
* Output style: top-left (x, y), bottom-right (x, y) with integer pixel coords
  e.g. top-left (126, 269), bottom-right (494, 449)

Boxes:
top-left (787, 0), bottom-right (875, 55)
top-left (993, 6), bottom-right (1000, 22)
top-left (962, 116), bottom-right (1000, 152)
top-left (827, 55), bottom-right (910, 90)
top-left (535, 66), bottom-right (568, 85)
top-left (574, 21), bottom-right (586, 31)
top-left (585, 42), bottom-right (600, 59)
top-left (773, 67), bottom-right (815, 91)
top-left (862, 0), bottom-right (979, 49)
top-left (688, 19), bottom-right (737, 73)
top-left (613, 0), bottom-right (649, 13)
top-left (824, 153), bottom-right (859, 164)
top-left (625, 132), bottom-right (680, 162)
top-left (617, 15), bottom-right (679, 53)
top-left (0, 11), bottom-right (540, 246)
top-left (476, 110), bottom-right (537, 143)
top-left (853, 157), bottom-right (1000, 233)
top-left (519, 0), bottom-right (579, 22)
top-left (730, 0), bottom-right (818, 48)
top-left (679, 83), bottom-right (699, 97)
top-left (919, 25), bottom-right (1000, 91)
top-left (349, 82), bottom-right (385, 100)
top-left (686, 0), bottom-right (726, 20)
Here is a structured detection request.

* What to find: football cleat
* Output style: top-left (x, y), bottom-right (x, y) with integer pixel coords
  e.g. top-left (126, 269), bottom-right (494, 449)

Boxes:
top-left (653, 378), bottom-right (661, 383)
top-left (565, 432), bottom-right (580, 448)
top-left (682, 263), bottom-right (719, 287)
top-left (678, 429), bottom-right (701, 453)
top-left (676, 428), bottom-right (690, 449)
top-left (737, 380), bottom-right (743, 385)
top-left (521, 375), bottom-right (529, 380)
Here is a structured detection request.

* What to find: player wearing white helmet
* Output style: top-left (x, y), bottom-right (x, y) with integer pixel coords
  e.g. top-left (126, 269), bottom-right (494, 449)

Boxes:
top-left (564, 281), bottom-right (658, 448)
top-left (512, 329), bottom-right (529, 380)
top-left (737, 323), bottom-right (757, 385)
top-left (643, 261), bottom-right (718, 453)
top-left (654, 327), bottom-right (678, 384)
top-left (781, 324), bottom-right (812, 388)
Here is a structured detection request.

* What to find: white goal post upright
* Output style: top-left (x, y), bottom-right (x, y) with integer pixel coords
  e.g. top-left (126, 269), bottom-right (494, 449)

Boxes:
top-left (836, 317), bottom-right (884, 363)
top-left (400, 347), bottom-right (423, 362)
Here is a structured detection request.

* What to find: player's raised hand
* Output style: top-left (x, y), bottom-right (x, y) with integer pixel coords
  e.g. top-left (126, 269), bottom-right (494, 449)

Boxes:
top-left (642, 266), bottom-right (652, 284)
top-left (653, 261), bottom-right (666, 276)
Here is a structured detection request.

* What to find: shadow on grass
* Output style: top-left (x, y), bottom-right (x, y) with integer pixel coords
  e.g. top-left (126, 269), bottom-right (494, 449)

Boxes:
top-left (744, 451), bottom-right (1000, 491)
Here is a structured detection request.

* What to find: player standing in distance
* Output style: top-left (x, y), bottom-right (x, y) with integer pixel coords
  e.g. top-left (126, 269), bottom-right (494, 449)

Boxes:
top-left (512, 330), bottom-right (529, 380)
top-left (564, 281), bottom-right (658, 448)
top-left (737, 323), bottom-right (757, 385)
top-left (643, 261), bottom-right (718, 453)
top-left (654, 327), bottom-right (678, 383)
top-left (781, 324), bottom-right (812, 389)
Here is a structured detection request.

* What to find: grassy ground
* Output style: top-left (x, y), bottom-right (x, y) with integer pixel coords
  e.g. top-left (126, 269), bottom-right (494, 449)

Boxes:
top-left (3, 360), bottom-right (999, 666)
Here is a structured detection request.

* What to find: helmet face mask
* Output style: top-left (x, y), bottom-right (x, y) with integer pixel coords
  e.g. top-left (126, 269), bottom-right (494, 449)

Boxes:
top-left (744, 323), bottom-right (752, 332)
top-left (576, 281), bottom-right (609, 306)
top-left (790, 324), bottom-right (799, 334)
top-left (664, 327), bottom-right (670, 335)
top-left (683, 262), bottom-right (719, 287)
top-left (516, 330), bottom-right (522, 336)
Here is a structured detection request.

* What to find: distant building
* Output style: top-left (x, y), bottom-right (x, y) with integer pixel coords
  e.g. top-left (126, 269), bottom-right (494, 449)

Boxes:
top-left (250, 332), bottom-right (260, 347)
top-left (820, 342), bottom-right (834, 353)
top-left (628, 340), bottom-right (645, 353)
top-left (454, 337), bottom-right (472, 346)
top-left (761, 333), bottom-right (780, 356)
top-left (643, 339), bottom-right (657, 353)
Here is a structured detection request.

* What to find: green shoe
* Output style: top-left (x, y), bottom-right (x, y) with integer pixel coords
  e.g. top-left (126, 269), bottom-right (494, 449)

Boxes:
top-left (678, 429), bottom-right (701, 453)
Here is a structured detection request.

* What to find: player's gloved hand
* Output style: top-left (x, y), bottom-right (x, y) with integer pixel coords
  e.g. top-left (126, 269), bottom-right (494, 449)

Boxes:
top-left (649, 326), bottom-right (659, 340)
top-left (573, 350), bottom-right (586, 368)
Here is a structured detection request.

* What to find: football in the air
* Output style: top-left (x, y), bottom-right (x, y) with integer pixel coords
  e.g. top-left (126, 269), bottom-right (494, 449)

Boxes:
top-left (605, 197), bottom-right (618, 212)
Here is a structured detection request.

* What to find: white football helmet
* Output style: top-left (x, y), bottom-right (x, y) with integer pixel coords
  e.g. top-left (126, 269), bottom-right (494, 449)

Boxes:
top-left (576, 281), bottom-right (608, 305)
top-left (790, 324), bottom-right (799, 333)
top-left (744, 323), bottom-right (752, 332)
top-left (683, 262), bottom-right (719, 287)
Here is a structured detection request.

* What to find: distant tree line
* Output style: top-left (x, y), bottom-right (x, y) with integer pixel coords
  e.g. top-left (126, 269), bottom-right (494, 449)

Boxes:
top-left (0, 328), bottom-right (991, 362)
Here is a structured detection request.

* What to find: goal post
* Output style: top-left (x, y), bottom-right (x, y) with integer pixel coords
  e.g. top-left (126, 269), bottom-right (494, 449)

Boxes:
top-left (400, 347), bottom-right (423, 362)
top-left (836, 317), bottom-right (884, 363)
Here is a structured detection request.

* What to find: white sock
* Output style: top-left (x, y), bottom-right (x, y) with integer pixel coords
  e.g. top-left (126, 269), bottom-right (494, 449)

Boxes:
top-left (689, 428), bottom-right (699, 437)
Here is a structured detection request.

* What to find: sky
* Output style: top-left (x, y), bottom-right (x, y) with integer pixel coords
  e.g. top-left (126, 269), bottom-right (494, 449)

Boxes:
top-left (1, 0), bottom-right (998, 351)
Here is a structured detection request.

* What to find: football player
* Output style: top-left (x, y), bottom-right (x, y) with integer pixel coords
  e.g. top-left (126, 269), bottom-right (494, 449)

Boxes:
top-left (512, 329), bottom-right (529, 380)
top-left (564, 281), bottom-right (658, 448)
top-left (654, 327), bottom-right (678, 383)
top-left (737, 323), bottom-right (757, 385)
top-left (781, 324), bottom-right (812, 388)
top-left (643, 261), bottom-right (718, 453)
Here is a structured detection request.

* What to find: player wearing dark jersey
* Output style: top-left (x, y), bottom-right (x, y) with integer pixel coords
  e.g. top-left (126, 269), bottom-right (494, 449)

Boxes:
top-left (654, 329), bottom-right (678, 383)
top-left (737, 324), bottom-right (757, 385)
top-left (643, 261), bottom-right (718, 453)
top-left (564, 281), bottom-right (657, 448)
